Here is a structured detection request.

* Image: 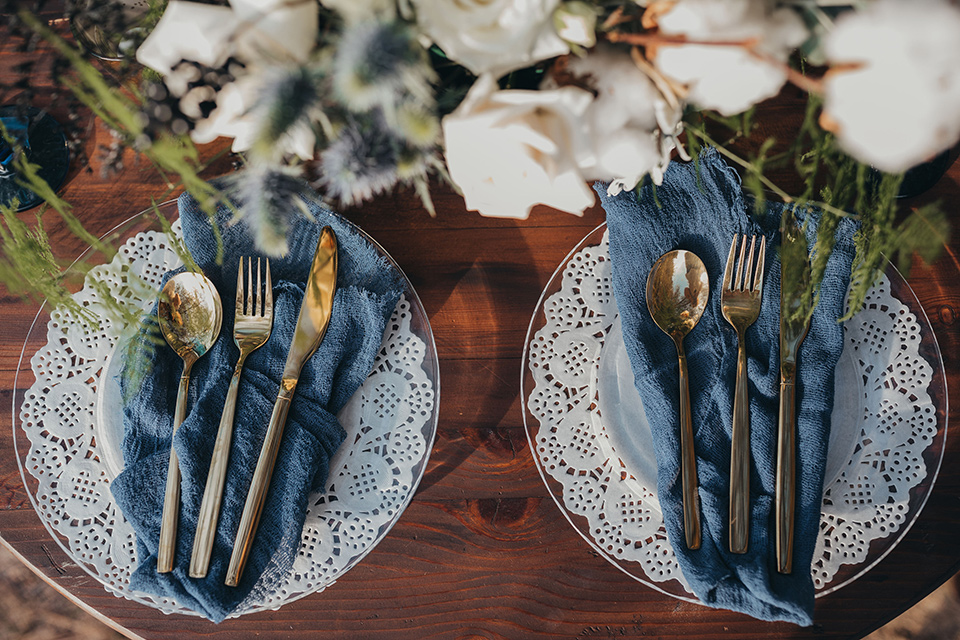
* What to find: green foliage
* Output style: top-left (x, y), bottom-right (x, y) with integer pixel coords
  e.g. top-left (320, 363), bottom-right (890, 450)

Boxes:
top-left (0, 10), bottom-right (240, 347)
top-left (151, 199), bottom-right (199, 273)
top-left (809, 206), bottom-right (840, 312)
top-left (742, 137), bottom-right (777, 216)
top-left (842, 171), bottom-right (902, 319)
top-left (0, 203), bottom-right (92, 321)
top-left (686, 88), bottom-right (949, 322)
top-left (894, 203), bottom-right (951, 275)
top-left (18, 10), bottom-right (228, 268)
top-left (1, 120), bottom-right (116, 261)
top-left (780, 208), bottom-right (814, 330)
top-left (118, 312), bottom-right (165, 404)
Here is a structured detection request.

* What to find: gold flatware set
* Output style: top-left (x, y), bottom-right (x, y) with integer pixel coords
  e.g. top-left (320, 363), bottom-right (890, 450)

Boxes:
top-left (646, 226), bottom-right (808, 573)
top-left (155, 222), bottom-right (803, 580)
top-left (156, 227), bottom-right (338, 585)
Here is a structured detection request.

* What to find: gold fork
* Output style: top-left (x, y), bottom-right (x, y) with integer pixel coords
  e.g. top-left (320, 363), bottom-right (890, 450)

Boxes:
top-left (721, 234), bottom-right (766, 555)
top-left (189, 257), bottom-right (273, 579)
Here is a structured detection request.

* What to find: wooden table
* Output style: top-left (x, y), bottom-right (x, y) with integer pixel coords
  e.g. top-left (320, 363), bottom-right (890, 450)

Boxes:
top-left (2, 25), bottom-right (960, 640)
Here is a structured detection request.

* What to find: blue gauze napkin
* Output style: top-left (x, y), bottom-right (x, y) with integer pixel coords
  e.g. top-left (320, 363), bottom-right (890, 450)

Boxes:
top-left (597, 149), bottom-right (857, 626)
top-left (111, 183), bottom-right (403, 622)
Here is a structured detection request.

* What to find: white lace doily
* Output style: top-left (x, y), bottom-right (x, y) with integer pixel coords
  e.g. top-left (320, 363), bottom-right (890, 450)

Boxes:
top-left (524, 227), bottom-right (942, 598)
top-left (17, 218), bottom-right (438, 617)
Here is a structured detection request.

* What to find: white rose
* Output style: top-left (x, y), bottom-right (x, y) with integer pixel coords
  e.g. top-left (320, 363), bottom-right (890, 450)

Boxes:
top-left (137, 0), bottom-right (316, 77)
top-left (543, 45), bottom-right (683, 192)
top-left (136, 0), bottom-right (318, 158)
top-left (411, 0), bottom-right (569, 79)
top-left (822, 0), bottom-right (960, 173)
top-left (442, 74), bottom-right (595, 219)
top-left (136, 1), bottom-right (237, 84)
top-left (652, 0), bottom-right (807, 115)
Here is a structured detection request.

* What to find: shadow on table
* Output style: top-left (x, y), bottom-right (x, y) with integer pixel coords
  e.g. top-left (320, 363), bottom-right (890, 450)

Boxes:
top-left (865, 572), bottom-right (960, 640)
top-left (409, 222), bottom-right (540, 495)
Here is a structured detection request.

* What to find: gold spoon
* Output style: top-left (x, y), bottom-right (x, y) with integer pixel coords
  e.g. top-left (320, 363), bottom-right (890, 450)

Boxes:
top-left (646, 250), bottom-right (709, 550)
top-left (156, 271), bottom-right (222, 573)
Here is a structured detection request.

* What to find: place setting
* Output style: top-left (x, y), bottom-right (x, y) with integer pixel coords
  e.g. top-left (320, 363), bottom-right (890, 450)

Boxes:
top-left (521, 151), bottom-right (947, 624)
top-left (15, 186), bottom-right (440, 620)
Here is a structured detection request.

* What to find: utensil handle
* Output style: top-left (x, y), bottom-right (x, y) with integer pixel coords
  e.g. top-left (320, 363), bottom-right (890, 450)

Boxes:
top-left (776, 376), bottom-right (797, 574)
top-left (225, 378), bottom-right (297, 587)
top-left (190, 356), bottom-right (245, 579)
top-left (677, 347), bottom-right (701, 550)
top-left (158, 362), bottom-right (192, 573)
top-left (729, 337), bottom-right (750, 554)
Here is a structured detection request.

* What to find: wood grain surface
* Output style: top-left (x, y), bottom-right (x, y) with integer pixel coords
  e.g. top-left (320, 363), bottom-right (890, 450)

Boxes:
top-left (2, 22), bottom-right (960, 640)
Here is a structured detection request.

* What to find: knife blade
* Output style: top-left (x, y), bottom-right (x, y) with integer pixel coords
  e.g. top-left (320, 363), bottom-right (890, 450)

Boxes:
top-left (225, 226), bottom-right (338, 587)
top-left (776, 211), bottom-right (813, 574)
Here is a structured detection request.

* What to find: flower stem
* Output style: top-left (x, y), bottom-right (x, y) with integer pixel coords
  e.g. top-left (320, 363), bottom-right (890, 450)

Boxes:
top-left (605, 31), bottom-right (825, 95)
top-left (684, 126), bottom-right (857, 220)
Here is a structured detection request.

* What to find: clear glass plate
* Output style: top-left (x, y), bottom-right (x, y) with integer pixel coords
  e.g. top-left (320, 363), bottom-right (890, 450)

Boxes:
top-left (13, 200), bottom-right (440, 616)
top-left (521, 222), bottom-right (948, 600)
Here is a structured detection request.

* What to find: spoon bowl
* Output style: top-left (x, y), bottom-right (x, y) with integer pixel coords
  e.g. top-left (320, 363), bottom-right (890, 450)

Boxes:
top-left (158, 272), bottom-right (223, 361)
top-left (646, 250), bottom-right (709, 342)
top-left (646, 249), bottom-right (709, 550)
top-left (156, 271), bottom-right (222, 573)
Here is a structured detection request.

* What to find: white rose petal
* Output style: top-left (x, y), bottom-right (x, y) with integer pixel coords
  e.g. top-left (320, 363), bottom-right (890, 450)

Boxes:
top-left (190, 80), bottom-right (255, 147)
top-left (442, 74), bottom-right (594, 219)
top-left (411, 0), bottom-right (569, 79)
top-left (136, 0), bottom-right (319, 159)
top-left (136, 1), bottom-right (237, 77)
top-left (653, 0), bottom-right (807, 115)
top-left (823, 0), bottom-right (960, 172)
top-left (231, 0), bottom-right (318, 62)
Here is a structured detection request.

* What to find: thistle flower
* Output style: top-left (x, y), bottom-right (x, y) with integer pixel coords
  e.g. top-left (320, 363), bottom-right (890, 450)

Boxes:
top-left (223, 164), bottom-right (314, 257)
top-left (333, 20), bottom-right (435, 113)
top-left (393, 100), bottom-right (441, 149)
top-left (251, 64), bottom-right (325, 161)
top-left (319, 110), bottom-right (409, 206)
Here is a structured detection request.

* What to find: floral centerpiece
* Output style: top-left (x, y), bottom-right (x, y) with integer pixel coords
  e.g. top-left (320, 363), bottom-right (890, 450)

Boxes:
top-left (1, 0), bottom-right (958, 319)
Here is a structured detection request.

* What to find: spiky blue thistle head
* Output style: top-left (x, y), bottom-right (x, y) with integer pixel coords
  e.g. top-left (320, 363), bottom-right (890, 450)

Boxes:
top-left (333, 19), bottom-right (434, 112)
top-left (250, 63), bottom-right (325, 161)
top-left (256, 65), bottom-right (323, 144)
top-left (223, 165), bottom-right (314, 257)
top-left (319, 110), bottom-right (407, 205)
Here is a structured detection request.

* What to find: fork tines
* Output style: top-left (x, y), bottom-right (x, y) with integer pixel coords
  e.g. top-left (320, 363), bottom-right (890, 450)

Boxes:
top-left (237, 257), bottom-right (273, 319)
top-left (724, 234), bottom-right (766, 292)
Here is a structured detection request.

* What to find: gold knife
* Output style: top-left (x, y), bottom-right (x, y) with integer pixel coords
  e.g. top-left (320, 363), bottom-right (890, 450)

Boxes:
top-left (225, 226), bottom-right (338, 587)
top-left (776, 212), bottom-right (813, 574)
